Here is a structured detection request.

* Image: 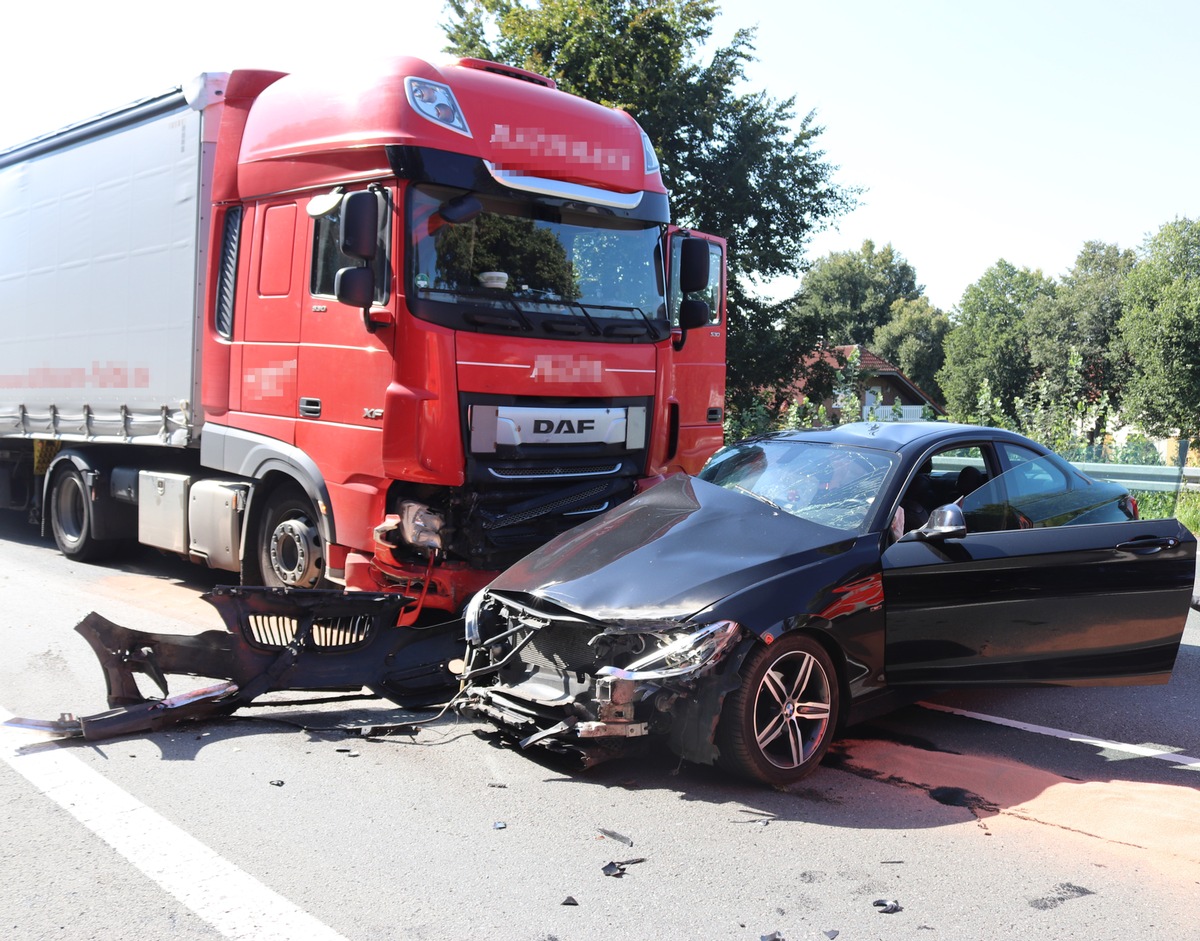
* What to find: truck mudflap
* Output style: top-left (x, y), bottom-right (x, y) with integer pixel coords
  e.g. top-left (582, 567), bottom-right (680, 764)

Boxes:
top-left (7, 587), bottom-right (466, 742)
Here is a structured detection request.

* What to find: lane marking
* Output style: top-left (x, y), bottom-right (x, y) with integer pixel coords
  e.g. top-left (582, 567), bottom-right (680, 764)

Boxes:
top-left (917, 701), bottom-right (1200, 769)
top-left (0, 708), bottom-right (350, 941)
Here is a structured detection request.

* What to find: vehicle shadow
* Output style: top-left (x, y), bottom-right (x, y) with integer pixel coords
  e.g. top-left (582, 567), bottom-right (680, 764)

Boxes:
top-left (0, 507), bottom-right (235, 594)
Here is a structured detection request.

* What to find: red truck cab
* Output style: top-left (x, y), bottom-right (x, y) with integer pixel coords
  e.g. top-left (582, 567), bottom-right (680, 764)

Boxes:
top-left (199, 58), bottom-right (726, 614)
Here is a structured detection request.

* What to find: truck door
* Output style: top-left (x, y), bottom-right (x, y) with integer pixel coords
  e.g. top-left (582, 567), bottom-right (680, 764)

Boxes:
top-left (666, 228), bottom-right (726, 475)
top-left (294, 186), bottom-right (396, 506)
top-left (236, 199), bottom-right (304, 443)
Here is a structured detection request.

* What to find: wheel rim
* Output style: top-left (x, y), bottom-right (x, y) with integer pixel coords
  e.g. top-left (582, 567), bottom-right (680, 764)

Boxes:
top-left (54, 475), bottom-right (87, 546)
top-left (752, 649), bottom-right (833, 770)
top-left (268, 517), bottom-right (322, 587)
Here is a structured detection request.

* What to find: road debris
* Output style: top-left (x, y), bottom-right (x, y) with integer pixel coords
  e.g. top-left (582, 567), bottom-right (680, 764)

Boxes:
top-left (493, 821), bottom-right (507, 830)
top-left (269, 780), bottom-right (284, 787)
top-left (873, 899), bottom-right (903, 914)
top-left (759, 932), bottom-right (785, 941)
top-left (561, 896), bottom-right (579, 906)
top-left (600, 858), bottom-right (646, 877)
top-left (823, 931), bottom-right (839, 940)
top-left (598, 827), bottom-right (633, 846)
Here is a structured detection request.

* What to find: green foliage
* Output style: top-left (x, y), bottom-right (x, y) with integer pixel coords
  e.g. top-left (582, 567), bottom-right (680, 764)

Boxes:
top-left (793, 240), bottom-right (921, 346)
top-left (938, 260), bottom-right (1057, 424)
top-left (442, 0), bottom-right (857, 421)
top-left (1118, 217), bottom-right (1200, 440)
top-left (871, 296), bottom-right (950, 403)
top-left (1175, 490), bottom-right (1200, 535)
top-left (1023, 241), bottom-right (1135, 443)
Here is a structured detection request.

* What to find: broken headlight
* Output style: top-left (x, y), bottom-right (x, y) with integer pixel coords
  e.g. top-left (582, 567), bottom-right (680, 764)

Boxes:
top-left (595, 620), bottom-right (741, 682)
top-left (398, 500), bottom-right (445, 551)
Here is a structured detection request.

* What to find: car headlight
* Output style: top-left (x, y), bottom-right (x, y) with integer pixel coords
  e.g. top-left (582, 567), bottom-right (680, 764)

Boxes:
top-left (596, 620), bottom-right (741, 682)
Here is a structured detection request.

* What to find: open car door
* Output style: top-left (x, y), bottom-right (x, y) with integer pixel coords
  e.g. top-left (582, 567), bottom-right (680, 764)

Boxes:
top-left (881, 456), bottom-right (1196, 686)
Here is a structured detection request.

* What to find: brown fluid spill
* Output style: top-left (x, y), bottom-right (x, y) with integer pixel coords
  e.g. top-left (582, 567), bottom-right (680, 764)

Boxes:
top-left (91, 573), bottom-right (220, 629)
top-left (837, 737), bottom-right (1200, 879)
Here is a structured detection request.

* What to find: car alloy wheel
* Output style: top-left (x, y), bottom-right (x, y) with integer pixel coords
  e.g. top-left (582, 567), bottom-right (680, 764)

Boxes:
top-left (716, 632), bottom-right (839, 786)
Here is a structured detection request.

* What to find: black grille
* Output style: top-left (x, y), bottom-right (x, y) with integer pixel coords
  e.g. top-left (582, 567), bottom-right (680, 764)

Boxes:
top-left (246, 614), bottom-right (375, 651)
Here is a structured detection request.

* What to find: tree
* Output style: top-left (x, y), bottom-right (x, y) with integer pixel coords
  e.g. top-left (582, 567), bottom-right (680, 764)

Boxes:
top-left (794, 240), bottom-right (921, 346)
top-left (1023, 241), bottom-right (1135, 442)
top-left (870, 296), bottom-right (950, 403)
top-left (937, 260), bottom-right (1056, 423)
top-left (1118, 217), bottom-right (1200, 440)
top-left (442, 0), bottom-right (856, 419)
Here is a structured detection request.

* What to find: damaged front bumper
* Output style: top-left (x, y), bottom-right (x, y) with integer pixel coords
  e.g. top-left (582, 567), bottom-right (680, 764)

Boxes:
top-left (457, 591), bottom-right (744, 765)
top-left (7, 587), bottom-right (465, 741)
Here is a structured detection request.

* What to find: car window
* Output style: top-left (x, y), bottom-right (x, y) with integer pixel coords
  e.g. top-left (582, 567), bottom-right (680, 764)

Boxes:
top-left (700, 439), bottom-right (897, 532)
top-left (961, 455), bottom-right (1132, 530)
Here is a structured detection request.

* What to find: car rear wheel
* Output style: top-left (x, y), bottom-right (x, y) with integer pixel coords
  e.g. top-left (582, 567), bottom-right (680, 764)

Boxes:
top-left (716, 632), bottom-right (840, 786)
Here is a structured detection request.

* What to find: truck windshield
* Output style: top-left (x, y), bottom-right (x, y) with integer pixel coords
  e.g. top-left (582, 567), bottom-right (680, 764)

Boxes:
top-left (408, 184), bottom-right (667, 339)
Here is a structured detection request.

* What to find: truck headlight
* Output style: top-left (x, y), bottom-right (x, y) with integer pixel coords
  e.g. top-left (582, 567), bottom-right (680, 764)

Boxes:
top-left (398, 501), bottom-right (445, 551)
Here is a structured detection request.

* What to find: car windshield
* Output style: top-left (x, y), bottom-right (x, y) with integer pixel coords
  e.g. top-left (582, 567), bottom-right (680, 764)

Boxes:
top-left (408, 184), bottom-right (667, 334)
top-left (699, 438), bottom-right (897, 532)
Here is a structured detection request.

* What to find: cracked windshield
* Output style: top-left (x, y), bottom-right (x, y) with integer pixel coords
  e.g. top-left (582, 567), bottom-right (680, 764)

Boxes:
top-left (700, 439), bottom-right (897, 532)
top-left (409, 184), bottom-right (666, 325)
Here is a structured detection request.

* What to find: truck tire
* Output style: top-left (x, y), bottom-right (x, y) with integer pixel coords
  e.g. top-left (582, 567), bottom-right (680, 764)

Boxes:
top-left (49, 465), bottom-right (106, 562)
top-left (257, 484), bottom-right (327, 588)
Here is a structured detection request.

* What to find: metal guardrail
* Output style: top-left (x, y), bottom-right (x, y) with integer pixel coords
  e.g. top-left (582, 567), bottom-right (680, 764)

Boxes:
top-left (1073, 462), bottom-right (1200, 494)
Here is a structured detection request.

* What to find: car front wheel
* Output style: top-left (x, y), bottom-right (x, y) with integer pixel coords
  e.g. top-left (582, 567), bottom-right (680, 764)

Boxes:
top-left (716, 632), bottom-right (840, 786)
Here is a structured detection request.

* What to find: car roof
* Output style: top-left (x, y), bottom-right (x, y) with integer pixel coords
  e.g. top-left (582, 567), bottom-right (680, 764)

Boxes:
top-left (764, 421), bottom-right (1039, 454)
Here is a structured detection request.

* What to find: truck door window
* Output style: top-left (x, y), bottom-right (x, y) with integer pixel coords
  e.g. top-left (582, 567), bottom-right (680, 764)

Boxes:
top-left (311, 195), bottom-right (390, 304)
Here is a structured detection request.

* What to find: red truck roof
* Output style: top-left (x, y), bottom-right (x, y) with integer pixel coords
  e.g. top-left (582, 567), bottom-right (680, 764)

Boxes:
top-left (231, 57), bottom-right (665, 201)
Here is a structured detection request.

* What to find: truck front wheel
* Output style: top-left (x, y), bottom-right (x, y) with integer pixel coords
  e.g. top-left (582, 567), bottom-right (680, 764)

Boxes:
top-left (257, 485), bottom-right (326, 589)
top-left (49, 466), bottom-right (106, 562)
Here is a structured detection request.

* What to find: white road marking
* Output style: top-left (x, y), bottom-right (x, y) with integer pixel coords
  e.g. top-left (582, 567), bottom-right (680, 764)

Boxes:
top-left (917, 701), bottom-right (1200, 769)
top-left (0, 708), bottom-right (350, 941)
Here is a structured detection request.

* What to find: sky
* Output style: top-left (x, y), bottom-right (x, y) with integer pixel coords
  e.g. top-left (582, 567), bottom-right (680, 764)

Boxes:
top-left (3, 0), bottom-right (1197, 312)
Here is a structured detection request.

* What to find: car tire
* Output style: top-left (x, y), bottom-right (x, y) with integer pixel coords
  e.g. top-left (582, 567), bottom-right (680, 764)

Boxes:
top-left (716, 632), bottom-right (840, 786)
top-left (257, 484), bottom-right (328, 589)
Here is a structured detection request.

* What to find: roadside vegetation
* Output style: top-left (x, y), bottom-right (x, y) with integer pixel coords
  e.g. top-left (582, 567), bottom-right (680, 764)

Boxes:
top-left (440, 1), bottom-right (1199, 524)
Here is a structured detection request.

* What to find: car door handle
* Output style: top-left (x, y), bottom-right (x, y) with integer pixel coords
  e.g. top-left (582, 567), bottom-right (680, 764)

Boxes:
top-left (299, 397), bottom-right (322, 418)
top-left (1115, 536), bottom-right (1178, 554)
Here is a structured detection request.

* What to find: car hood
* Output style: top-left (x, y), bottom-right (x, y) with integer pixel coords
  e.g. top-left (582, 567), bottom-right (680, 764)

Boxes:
top-left (487, 474), bottom-right (855, 625)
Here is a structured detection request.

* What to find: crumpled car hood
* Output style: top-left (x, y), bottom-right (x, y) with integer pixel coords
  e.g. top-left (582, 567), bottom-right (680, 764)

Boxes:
top-left (488, 474), bottom-right (853, 624)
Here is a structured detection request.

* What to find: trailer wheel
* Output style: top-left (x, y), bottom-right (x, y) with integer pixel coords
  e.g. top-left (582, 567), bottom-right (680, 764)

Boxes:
top-left (257, 485), bottom-right (327, 588)
top-left (49, 465), bottom-right (105, 562)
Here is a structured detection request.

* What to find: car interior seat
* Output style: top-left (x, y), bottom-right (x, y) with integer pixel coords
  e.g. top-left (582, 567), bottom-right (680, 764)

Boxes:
top-left (955, 465), bottom-right (985, 499)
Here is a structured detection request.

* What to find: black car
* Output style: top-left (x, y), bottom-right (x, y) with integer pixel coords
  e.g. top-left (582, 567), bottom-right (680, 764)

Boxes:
top-left (459, 422), bottom-right (1196, 785)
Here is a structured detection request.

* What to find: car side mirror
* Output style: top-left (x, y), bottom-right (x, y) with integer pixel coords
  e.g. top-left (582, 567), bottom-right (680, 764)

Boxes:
top-left (906, 503), bottom-right (968, 542)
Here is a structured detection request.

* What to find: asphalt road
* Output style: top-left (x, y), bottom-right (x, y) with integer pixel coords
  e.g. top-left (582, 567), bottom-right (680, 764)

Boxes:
top-left (2, 512), bottom-right (1198, 941)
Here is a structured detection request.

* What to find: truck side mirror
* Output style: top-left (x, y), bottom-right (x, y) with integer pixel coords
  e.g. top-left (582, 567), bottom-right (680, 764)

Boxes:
top-left (678, 238), bottom-right (710, 295)
top-left (335, 266), bottom-right (375, 308)
top-left (678, 299), bottom-right (709, 330)
top-left (340, 190), bottom-right (380, 261)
